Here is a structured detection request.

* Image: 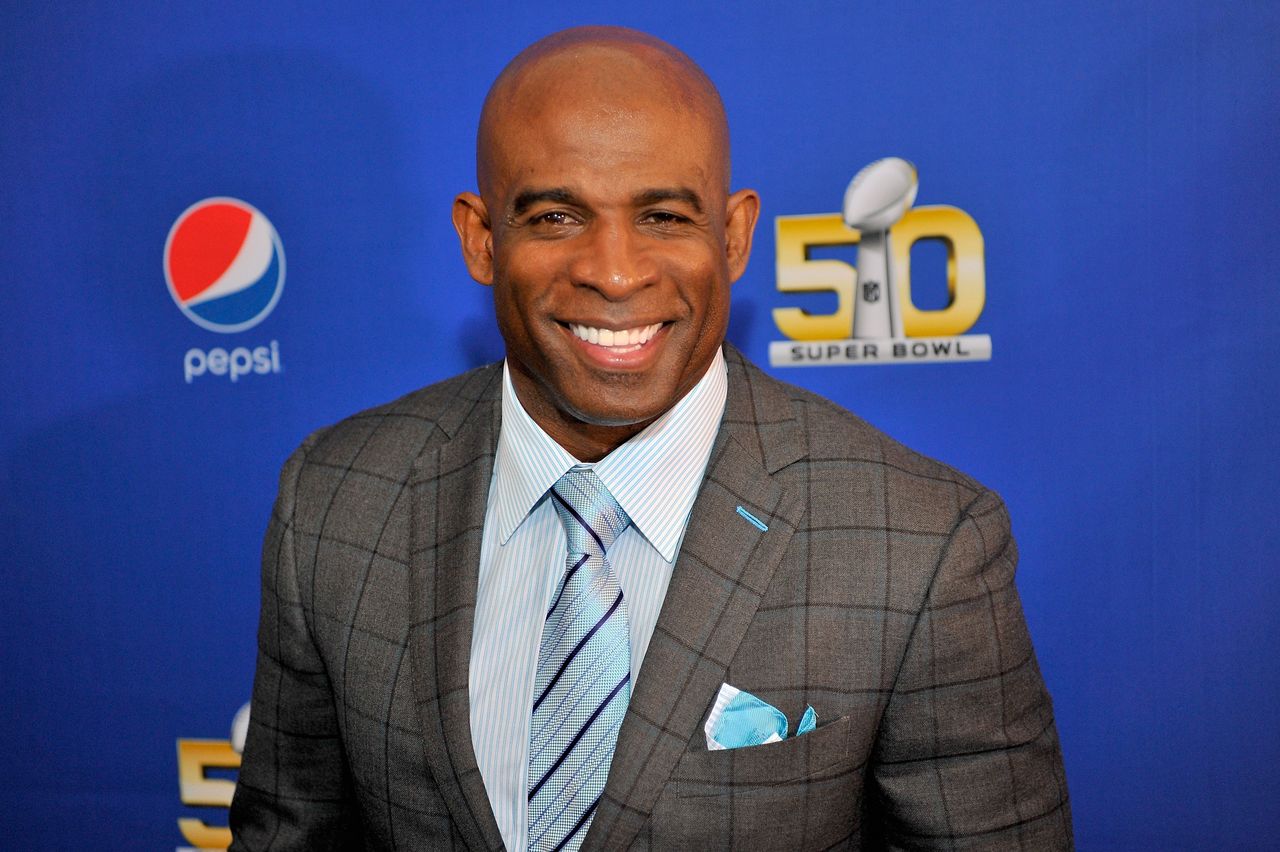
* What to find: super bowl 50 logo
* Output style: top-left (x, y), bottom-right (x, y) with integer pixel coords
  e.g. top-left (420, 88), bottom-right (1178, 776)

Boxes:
top-left (175, 703), bottom-right (247, 851)
top-left (769, 158), bottom-right (991, 366)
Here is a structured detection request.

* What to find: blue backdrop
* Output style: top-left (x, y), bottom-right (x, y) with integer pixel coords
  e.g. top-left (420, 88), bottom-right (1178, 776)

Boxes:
top-left (2, 2), bottom-right (1277, 849)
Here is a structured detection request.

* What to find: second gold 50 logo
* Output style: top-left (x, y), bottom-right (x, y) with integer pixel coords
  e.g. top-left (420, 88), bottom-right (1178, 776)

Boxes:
top-left (769, 158), bottom-right (992, 366)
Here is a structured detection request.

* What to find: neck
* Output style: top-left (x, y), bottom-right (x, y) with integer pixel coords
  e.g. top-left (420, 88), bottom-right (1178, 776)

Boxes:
top-left (507, 368), bottom-right (658, 463)
top-left (540, 419), bottom-right (651, 463)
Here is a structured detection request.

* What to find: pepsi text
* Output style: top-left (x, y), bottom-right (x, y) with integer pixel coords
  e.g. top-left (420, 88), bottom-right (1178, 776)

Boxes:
top-left (184, 340), bottom-right (282, 383)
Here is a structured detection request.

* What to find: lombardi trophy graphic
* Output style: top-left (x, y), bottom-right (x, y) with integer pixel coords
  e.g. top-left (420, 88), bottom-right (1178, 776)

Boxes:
top-left (842, 157), bottom-right (918, 340)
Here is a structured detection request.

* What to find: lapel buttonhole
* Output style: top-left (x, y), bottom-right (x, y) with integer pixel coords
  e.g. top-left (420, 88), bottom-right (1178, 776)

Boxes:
top-left (735, 506), bottom-right (768, 532)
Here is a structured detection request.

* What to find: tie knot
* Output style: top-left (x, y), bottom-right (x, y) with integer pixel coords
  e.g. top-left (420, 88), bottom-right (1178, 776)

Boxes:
top-left (551, 466), bottom-right (630, 557)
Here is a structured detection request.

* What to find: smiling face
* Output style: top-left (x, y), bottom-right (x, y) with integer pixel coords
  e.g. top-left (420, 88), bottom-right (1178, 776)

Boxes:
top-left (454, 34), bottom-right (759, 460)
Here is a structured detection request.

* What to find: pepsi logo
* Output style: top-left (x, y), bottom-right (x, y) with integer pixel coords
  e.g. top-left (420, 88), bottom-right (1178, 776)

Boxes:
top-left (164, 197), bottom-right (285, 333)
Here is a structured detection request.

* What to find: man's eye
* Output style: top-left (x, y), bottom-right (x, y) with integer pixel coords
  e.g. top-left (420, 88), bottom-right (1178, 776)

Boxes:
top-left (642, 211), bottom-right (689, 226)
top-left (530, 210), bottom-right (575, 226)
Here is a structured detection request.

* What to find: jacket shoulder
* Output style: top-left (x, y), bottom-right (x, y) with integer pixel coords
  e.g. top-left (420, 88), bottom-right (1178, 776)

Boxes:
top-left (746, 362), bottom-right (990, 509)
top-left (293, 361), bottom-right (500, 480)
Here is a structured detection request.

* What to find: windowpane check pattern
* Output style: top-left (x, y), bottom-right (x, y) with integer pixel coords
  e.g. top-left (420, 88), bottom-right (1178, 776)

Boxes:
top-left (527, 466), bottom-right (632, 852)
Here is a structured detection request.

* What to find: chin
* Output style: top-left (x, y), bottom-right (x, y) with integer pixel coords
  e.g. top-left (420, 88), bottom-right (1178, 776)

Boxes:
top-left (565, 401), bottom-right (665, 429)
top-left (554, 370), bottom-right (679, 423)
top-left (556, 385), bottom-right (673, 428)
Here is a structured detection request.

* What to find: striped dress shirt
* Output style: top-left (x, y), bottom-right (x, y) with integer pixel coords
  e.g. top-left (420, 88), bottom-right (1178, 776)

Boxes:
top-left (469, 348), bottom-right (728, 852)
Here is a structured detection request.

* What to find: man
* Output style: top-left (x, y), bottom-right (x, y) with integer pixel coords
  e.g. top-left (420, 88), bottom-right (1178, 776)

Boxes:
top-left (230, 25), bottom-right (1071, 851)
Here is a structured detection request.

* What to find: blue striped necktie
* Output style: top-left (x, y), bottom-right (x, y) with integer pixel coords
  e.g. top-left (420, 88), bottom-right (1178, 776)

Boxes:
top-left (527, 466), bottom-right (631, 852)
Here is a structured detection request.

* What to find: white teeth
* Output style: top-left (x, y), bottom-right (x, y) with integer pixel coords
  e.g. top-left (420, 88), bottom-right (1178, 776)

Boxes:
top-left (569, 322), bottom-right (662, 348)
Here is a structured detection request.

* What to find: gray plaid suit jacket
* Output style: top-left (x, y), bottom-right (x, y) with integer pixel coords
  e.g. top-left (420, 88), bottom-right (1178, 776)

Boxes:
top-left (230, 346), bottom-right (1072, 851)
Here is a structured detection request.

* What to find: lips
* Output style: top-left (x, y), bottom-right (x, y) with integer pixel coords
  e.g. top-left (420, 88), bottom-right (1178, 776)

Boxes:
top-left (567, 322), bottom-right (663, 349)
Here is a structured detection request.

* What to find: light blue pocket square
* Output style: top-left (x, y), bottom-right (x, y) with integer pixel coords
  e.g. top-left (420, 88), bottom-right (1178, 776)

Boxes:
top-left (704, 683), bottom-right (817, 750)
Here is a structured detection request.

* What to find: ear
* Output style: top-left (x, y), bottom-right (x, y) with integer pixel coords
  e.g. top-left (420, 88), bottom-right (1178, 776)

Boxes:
top-left (452, 192), bottom-right (494, 285)
top-left (724, 188), bottom-right (761, 283)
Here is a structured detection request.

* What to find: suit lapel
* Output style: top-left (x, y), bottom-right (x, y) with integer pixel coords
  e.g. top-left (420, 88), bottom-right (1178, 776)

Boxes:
top-left (586, 349), bottom-right (809, 851)
top-left (408, 366), bottom-right (505, 852)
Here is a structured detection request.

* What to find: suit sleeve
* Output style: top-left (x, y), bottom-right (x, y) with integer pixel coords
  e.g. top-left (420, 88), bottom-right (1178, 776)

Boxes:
top-left (229, 442), bottom-right (361, 850)
top-left (869, 488), bottom-right (1073, 850)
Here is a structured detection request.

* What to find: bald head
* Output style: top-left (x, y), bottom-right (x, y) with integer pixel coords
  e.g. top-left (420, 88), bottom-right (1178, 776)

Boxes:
top-left (452, 26), bottom-right (759, 460)
top-left (476, 26), bottom-right (731, 202)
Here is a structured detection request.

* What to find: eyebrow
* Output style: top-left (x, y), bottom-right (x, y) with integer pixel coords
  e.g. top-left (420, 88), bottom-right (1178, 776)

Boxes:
top-left (511, 187), bottom-right (577, 217)
top-left (633, 187), bottom-right (704, 215)
top-left (509, 186), bottom-right (707, 217)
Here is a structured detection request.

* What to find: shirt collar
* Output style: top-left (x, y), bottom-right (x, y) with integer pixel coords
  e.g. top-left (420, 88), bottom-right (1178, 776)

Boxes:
top-left (490, 348), bottom-right (728, 561)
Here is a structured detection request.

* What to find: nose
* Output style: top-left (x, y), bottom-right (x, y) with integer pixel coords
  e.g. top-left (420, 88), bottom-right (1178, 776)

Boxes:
top-left (568, 220), bottom-right (659, 299)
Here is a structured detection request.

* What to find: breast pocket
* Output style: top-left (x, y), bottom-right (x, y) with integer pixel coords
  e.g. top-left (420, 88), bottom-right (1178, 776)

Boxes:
top-left (674, 713), bottom-right (856, 795)
top-left (649, 715), bottom-right (865, 851)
